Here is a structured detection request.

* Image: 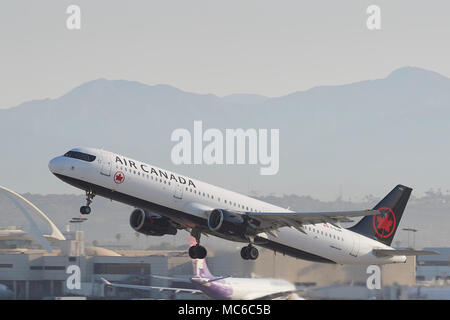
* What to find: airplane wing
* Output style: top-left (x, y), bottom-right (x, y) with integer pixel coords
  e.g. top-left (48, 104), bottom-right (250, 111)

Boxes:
top-left (151, 274), bottom-right (230, 283)
top-left (151, 275), bottom-right (192, 283)
top-left (100, 278), bottom-right (203, 295)
top-left (245, 209), bottom-right (379, 234)
top-left (372, 249), bottom-right (439, 257)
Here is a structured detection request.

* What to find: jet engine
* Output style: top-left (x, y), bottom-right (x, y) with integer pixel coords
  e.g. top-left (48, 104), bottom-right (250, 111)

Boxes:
top-left (130, 209), bottom-right (177, 236)
top-left (207, 209), bottom-right (250, 237)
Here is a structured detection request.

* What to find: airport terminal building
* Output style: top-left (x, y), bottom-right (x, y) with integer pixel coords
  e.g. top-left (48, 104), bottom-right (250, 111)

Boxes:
top-left (0, 186), bottom-right (188, 299)
top-left (416, 247), bottom-right (450, 282)
top-left (0, 227), bottom-right (176, 299)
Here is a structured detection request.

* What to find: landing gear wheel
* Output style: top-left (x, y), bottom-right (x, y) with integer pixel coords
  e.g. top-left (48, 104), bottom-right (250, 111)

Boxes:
top-left (188, 245), bottom-right (207, 259)
top-left (241, 246), bottom-right (250, 260)
top-left (80, 206), bottom-right (91, 215)
top-left (189, 246), bottom-right (198, 259)
top-left (241, 245), bottom-right (259, 260)
top-left (196, 246), bottom-right (207, 259)
top-left (248, 246), bottom-right (259, 260)
top-left (80, 189), bottom-right (95, 215)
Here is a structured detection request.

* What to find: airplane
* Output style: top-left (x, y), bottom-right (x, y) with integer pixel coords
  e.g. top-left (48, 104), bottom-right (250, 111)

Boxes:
top-left (101, 237), bottom-right (303, 300)
top-left (48, 147), bottom-right (437, 264)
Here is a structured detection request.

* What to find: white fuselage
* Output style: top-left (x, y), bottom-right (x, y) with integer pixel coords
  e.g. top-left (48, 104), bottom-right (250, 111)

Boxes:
top-left (229, 278), bottom-right (299, 300)
top-left (49, 147), bottom-right (406, 265)
top-left (192, 276), bottom-right (297, 300)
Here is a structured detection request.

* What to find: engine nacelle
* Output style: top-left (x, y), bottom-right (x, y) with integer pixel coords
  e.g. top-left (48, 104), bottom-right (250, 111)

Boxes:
top-left (207, 209), bottom-right (248, 237)
top-left (130, 209), bottom-right (177, 236)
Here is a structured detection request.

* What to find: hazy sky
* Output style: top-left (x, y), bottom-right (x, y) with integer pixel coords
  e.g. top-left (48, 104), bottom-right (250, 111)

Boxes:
top-left (1, 1), bottom-right (450, 109)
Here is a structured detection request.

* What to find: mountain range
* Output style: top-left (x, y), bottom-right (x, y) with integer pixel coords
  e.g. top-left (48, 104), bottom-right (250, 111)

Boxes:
top-left (2, 66), bottom-right (450, 200)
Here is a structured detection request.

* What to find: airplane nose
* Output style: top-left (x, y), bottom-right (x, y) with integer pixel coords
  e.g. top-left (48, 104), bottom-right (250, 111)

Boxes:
top-left (48, 156), bottom-right (66, 174)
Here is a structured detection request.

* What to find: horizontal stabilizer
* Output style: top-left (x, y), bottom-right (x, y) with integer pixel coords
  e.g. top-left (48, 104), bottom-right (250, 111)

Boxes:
top-left (205, 276), bottom-right (230, 283)
top-left (246, 209), bottom-right (379, 232)
top-left (373, 249), bottom-right (439, 257)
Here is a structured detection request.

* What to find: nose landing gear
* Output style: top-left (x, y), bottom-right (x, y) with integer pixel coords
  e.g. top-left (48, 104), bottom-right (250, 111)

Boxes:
top-left (80, 206), bottom-right (91, 215)
top-left (80, 189), bottom-right (95, 215)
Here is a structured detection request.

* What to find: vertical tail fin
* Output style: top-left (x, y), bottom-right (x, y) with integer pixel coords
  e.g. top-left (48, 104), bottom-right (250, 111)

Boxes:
top-left (189, 236), bottom-right (213, 278)
top-left (348, 185), bottom-right (412, 246)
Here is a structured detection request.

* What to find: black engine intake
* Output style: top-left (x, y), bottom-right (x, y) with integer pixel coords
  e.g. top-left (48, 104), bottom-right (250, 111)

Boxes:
top-left (207, 209), bottom-right (248, 237)
top-left (130, 209), bottom-right (177, 236)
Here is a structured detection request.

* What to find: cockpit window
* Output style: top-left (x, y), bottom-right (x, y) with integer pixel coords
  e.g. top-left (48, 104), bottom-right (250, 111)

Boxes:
top-left (64, 151), bottom-right (96, 162)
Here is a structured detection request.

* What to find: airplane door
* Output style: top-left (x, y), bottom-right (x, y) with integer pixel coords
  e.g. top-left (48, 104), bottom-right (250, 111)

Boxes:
top-left (100, 151), bottom-right (112, 176)
top-left (350, 234), bottom-right (360, 257)
top-left (173, 183), bottom-right (183, 200)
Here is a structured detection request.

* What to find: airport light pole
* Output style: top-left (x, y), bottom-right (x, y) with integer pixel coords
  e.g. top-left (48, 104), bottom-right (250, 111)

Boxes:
top-left (69, 217), bottom-right (87, 264)
top-left (402, 228), bottom-right (418, 249)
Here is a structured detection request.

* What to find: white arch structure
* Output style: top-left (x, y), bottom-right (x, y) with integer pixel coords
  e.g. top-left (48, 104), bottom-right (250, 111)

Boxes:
top-left (0, 185), bottom-right (66, 252)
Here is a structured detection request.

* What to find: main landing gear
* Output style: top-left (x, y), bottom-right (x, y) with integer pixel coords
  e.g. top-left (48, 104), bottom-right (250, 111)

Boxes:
top-left (189, 245), bottom-right (207, 259)
top-left (80, 189), bottom-right (95, 215)
top-left (188, 229), bottom-right (207, 259)
top-left (241, 244), bottom-right (259, 260)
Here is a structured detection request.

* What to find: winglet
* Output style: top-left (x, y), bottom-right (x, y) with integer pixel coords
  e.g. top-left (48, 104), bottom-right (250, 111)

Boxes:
top-left (100, 277), bottom-right (112, 286)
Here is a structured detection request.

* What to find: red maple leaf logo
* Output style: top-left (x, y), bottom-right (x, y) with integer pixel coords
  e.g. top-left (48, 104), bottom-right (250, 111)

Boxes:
top-left (376, 215), bottom-right (393, 233)
top-left (114, 172), bottom-right (125, 184)
top-left (372, 207), bottom-right (396, 238)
